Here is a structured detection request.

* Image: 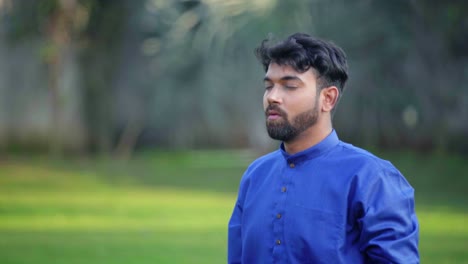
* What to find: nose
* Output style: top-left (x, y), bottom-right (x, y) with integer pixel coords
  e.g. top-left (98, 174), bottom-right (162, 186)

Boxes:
top-left (266, 85), bottom-right (282, 105)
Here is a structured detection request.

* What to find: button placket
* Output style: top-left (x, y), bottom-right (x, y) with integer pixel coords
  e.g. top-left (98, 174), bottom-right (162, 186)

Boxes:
top-left (273, 162), bottom-right (292, 260)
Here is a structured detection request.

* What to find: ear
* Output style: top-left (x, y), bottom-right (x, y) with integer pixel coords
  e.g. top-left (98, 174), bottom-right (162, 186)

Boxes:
top-left (321, 86), bottom-right (339, 112)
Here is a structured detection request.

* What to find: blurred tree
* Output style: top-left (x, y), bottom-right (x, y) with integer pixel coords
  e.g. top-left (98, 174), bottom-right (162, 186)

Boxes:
top-left (407, 0), bottom-right (468, 153)
top-left (0, 0), bottom-right (467, 154)
top-left (79, 0), bottom-right (128, 156)
top-left (1, 0), bottom-right (129, 156)
top-left (3, 0), bottom-right (93, 155)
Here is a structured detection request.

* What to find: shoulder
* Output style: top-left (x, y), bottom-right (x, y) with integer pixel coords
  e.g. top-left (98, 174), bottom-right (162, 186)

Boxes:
top-left (239, 150), bottom-right (281, 183)
top-left (236, 150), bottom-right (281, 199)
top-left (335, 141), bottom-right (414, 198)
top-left (247, 149), bottom-right (282, 171)
top-left (334, 141), bottom-right (398, 174)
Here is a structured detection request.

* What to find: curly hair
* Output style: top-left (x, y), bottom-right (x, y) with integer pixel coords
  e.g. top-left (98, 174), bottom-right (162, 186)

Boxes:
top-left (255, 33), bottom-right (349, 93)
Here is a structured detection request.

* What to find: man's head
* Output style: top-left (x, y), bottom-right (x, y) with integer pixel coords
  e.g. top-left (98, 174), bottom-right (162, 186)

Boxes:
top-left (255, 33), bottom-right (348, 142)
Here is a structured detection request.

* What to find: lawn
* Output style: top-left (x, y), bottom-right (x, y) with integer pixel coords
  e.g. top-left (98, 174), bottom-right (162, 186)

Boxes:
top-left (0, 150), bottom-right (467, 263)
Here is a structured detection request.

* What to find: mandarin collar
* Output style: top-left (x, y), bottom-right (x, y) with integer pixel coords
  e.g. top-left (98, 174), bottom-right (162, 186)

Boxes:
top-left (280, 130), bottom-right (339, 165)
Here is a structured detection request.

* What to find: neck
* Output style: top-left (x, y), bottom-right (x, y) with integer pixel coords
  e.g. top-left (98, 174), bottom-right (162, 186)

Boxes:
top-left (283, 120), bottom-right (333, 155)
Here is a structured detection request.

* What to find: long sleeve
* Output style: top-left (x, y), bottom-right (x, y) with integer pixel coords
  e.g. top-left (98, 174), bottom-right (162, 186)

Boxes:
top-left (228, 200), bottom-right (243, 264)
top-left (357, 167), bottom-right (419, 263)
top-left (228, 172), bottom-right (251, 264)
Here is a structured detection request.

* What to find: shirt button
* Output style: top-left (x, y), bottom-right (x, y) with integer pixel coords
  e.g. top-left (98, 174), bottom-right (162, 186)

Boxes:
top-left (281, 186), bottom-right (287, 192)
top-left (276, 239), bottom-right (281, 245)
top-left (289, 163), bottom-right (295, 168)
top-left (276, 213), bottom-right (282, 219)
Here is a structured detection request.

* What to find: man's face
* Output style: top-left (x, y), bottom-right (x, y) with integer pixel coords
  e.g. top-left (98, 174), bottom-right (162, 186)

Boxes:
top-left (263, 63), bottom-right (320, 142)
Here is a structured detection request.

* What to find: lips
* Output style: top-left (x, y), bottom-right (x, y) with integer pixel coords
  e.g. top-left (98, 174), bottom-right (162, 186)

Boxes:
top-left (267, 112), bottom-right (281, 120)
top-left (266, 106), bottom-right (285, 120)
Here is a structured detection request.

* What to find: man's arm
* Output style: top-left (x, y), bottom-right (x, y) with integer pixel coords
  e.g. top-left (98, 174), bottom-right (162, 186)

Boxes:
top-left (228, 201), bottom-right (243, 264)
top-left (357, 167), bottom-right (419, 263)
top-left (228, 172), bottom-right (251, 264)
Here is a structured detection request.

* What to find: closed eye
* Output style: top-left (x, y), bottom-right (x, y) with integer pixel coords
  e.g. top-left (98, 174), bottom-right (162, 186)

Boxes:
top-left (264, 81), bottom-right (274, 90)
top-left (285, 85), bottom-right (298, 90)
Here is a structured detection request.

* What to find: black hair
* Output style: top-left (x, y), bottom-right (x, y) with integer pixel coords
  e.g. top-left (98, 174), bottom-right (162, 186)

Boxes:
top-left (255, 33), bottom-right (349, 93)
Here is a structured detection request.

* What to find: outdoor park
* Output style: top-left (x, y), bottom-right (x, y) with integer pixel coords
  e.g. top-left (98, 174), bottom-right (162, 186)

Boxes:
top-left (0, 1), bottom-right (467, 263)
top-left (1, 150), bottom-right (467, 263)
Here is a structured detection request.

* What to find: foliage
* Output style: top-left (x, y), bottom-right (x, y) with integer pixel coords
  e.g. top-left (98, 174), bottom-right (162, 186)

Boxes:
top-left (0, 0), bottom-right (467, 153)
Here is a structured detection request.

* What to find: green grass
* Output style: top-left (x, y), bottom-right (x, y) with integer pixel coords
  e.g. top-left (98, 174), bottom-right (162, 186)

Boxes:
top-left (0, 150), bottom-right (467, 263)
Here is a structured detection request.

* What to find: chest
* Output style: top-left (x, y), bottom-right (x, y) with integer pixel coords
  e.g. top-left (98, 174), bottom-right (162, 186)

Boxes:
top-left (241, 164), bottom-right (354, 262)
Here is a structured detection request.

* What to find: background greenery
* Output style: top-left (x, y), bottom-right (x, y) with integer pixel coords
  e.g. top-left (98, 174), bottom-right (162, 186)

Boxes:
top-left (1, 150), bottom-right (467, 263)
top-left (1, 0), bottom-right (467, 154)
top-left (0, 0), bottom-right (467, 263)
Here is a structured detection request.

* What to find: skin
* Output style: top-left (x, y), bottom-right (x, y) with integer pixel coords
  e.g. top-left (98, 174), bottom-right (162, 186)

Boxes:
top-left (263, 63), bottom-right (340, 154)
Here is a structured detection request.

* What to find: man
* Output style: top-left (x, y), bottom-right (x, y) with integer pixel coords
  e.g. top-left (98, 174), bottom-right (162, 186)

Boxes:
top-left (228, 33), bottom-right (419, 263)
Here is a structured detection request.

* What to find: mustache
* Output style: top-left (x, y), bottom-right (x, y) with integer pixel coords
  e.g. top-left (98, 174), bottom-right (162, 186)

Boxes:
top-left (265, 105), bottom-right (287, 117)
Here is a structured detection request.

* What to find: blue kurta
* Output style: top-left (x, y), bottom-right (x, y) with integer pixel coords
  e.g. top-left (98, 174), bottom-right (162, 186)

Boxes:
top-left (228, 130), bottom-right (419, 263)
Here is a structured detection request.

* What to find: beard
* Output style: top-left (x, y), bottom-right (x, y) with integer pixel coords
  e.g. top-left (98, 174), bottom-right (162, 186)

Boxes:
top-left (265, 103), bottom-right (319, 142)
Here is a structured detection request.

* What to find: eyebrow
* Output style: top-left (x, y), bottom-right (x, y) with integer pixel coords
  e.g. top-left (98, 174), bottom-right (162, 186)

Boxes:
top-left (264, 76), bottom-right (303, 82)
